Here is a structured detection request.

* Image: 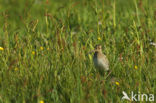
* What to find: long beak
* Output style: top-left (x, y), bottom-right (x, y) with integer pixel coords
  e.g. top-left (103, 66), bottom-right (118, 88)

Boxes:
top-left (87, 49), bottom-right (96, 56)
top-left (88, 50), bottom-right (95, 53)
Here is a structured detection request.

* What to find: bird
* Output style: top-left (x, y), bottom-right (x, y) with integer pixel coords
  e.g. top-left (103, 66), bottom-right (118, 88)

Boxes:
top-left (93, 45), bottom-right (109, 75)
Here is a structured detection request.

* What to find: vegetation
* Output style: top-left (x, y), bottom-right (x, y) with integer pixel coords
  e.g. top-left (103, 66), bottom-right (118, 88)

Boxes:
top-left (0, 0), bottom-right (155, 102)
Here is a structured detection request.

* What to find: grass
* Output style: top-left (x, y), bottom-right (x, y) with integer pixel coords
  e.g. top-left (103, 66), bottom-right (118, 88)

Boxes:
top-left (0, 0), bottom-right (156, 103)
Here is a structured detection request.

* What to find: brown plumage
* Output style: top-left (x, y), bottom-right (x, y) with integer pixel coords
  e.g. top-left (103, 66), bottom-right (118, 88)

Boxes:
top-left (93, 45), bottom-right (109, 74)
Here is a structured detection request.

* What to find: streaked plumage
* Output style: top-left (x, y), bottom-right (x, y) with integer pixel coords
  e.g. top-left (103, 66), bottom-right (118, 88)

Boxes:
top-left (93, 45), bottom-right (109, 73)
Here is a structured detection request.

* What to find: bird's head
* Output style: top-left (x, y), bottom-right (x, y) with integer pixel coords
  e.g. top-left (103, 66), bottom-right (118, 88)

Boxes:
top-left (94, 45), bottom-right (102, 52)
top-left (87, 44), bottom-right (102, 55)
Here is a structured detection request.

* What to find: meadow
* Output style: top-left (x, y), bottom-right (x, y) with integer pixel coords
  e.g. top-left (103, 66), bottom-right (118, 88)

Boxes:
top-left (0, 0), bottom-right (156, 103)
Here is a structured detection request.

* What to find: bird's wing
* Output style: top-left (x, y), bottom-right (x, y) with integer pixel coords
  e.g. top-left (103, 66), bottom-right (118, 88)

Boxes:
top-left (98, 58), bottom-right (109, 71)
top-left (101, 54), bottom-right (109, 68)
top-left (102, 54), bottom-right (109, 64)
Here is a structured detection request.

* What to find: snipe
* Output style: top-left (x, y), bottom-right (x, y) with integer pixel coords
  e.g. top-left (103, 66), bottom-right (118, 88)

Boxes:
top-left (93, 45), bottom-right (109, 75)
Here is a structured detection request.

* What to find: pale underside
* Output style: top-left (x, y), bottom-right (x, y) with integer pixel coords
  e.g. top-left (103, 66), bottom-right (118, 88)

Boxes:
top-left (93, 53), bottom-right (109, 73)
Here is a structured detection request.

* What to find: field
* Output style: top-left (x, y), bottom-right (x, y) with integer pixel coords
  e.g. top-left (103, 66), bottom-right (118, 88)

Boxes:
top-left (0, 0), bottom-right (156, 103)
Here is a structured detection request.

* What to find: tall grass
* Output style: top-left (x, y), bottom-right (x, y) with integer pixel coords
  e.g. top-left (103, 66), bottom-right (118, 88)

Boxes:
top-left (0, 0), bottom-right (155, 103)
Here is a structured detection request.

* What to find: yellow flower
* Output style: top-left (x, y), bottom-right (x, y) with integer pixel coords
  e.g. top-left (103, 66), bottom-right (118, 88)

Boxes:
top-left (134, 65), bottom-right (138, 70)
top-left (0, 47), bottom-right (4, 51)
top-left (32, 51), bottom-right (35, 55)
top-left (98, 37), bottom-right (101, 40)
top-left (115, 82), bottom-right (120, 86)
top-left (14, 67), bottom-right (18, 71)
top-left (39, 100), bottom-right (44, 103)
top-left (40, 46), bottom-right (44, 50)
top-left (47, 47), bottom-right (49, 50)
